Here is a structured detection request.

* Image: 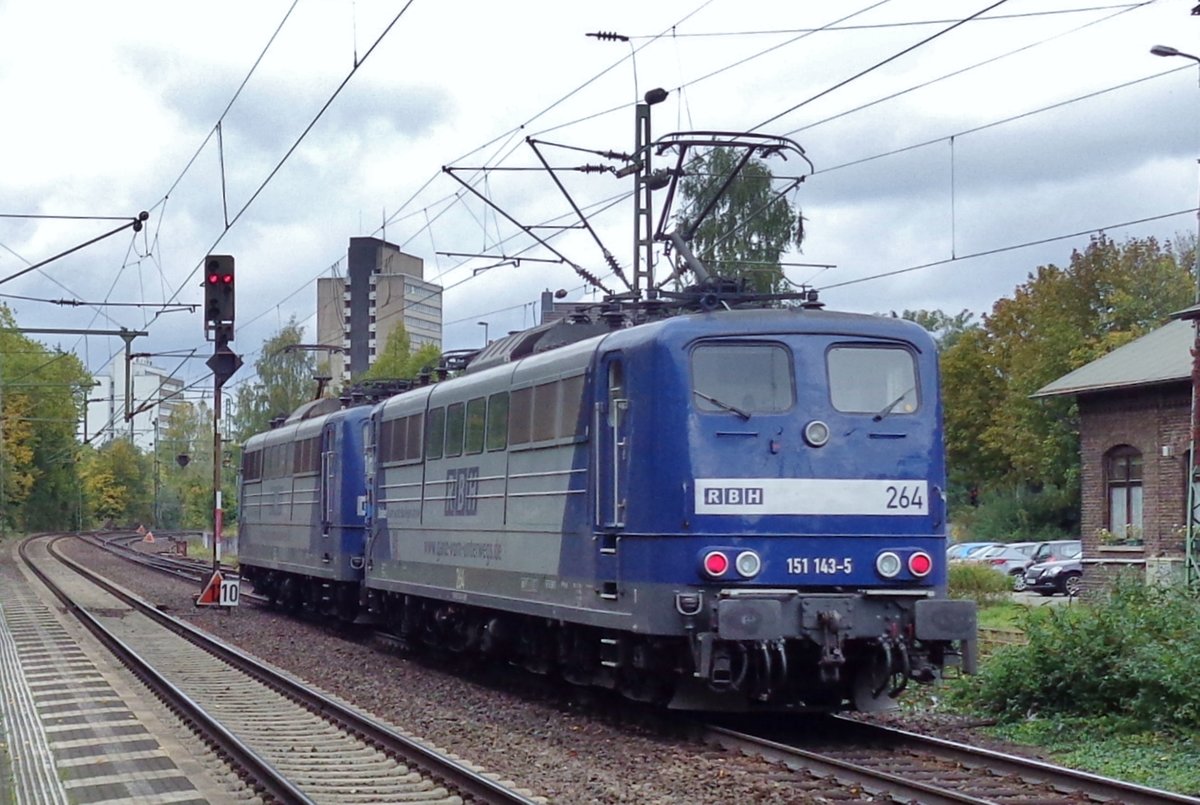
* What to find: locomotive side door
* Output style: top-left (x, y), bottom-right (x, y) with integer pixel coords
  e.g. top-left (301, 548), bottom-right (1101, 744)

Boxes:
top-left (594, 353), bottom-right (629, 600)
top-left (596, 353), bottom-right (630, 530)
top-left (320, 423), bottom-right (336, 538)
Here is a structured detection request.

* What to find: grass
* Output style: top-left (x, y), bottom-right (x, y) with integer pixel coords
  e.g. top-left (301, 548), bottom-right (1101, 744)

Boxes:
top-left (975, 601), bottom-right (1026, 630)
top-left (986, 716), bottom-right (1200, 796)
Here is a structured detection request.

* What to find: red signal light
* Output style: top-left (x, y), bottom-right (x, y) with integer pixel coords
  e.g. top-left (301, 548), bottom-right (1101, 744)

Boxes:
top-left (702, 550), bottom-right (729, 577)
top-left (208, 273), bottom-right (220, 285)
top-left (909, 551), bottom-right (933, 577)
top-left (221, 273), bottom-right (233, 284)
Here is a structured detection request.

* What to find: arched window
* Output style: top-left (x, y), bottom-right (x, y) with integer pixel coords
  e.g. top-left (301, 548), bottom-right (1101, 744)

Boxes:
top-left (1105, 445), bottom-right (1143, 541)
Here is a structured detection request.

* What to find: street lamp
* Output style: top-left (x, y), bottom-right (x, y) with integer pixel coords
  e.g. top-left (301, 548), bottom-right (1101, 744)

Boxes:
top-left (1154, 43), bottom-right (1200, 585)
top-left (1151, 44), bottom-right (1200, 61)
top-left (478, 321), bottom-right (489, 345)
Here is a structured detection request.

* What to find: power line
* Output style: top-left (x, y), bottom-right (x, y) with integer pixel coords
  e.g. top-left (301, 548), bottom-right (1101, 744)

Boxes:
top-left (629, 4), bottom-right (1147, 38)
top-left (818, 208), bottom-right (1198, 292)
top-left (754, 0), bottom-right (1012, 131)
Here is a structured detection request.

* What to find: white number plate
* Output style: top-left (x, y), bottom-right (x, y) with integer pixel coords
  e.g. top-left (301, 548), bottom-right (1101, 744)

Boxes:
top-left (787, 557), bottom-right (854, 575)
top-left (695, 478), bottom-right (928, 515)
top-left (218, 579), bottom-right (240, 607)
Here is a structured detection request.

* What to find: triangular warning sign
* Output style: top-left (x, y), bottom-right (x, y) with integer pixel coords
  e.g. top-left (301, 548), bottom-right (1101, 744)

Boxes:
top-left (136, 524), bottom-right (146, 535)
top-left (196, 571), bottom-right (223, 607)
top-left (143, 530), bottom-right (155, 543)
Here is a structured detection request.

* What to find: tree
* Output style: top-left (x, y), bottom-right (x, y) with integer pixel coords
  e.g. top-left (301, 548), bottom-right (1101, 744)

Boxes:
top-left (0, 304), bottom-right (91, 532)
top-left (899, 309), bottom-right (978, 351)
top-left (360, 324), bottom-right (442, 382)
top-left (80, 439), bottom-right (153, 527)
top-left (676, 147), bottom-right (805, 293)
top-left (944, 234), bottom-right (1193, 509)
top-left (156, 401), bottom-right (211, 529)
top-left (230, 318), bottom-right (317, 441)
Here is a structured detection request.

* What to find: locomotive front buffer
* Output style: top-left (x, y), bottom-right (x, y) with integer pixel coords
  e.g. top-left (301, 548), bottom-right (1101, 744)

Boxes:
top-left (678, 590), bottom-right (977, 711)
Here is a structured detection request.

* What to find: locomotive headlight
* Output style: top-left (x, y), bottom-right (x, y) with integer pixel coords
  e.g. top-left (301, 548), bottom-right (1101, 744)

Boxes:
top-left (803, 420), bottom-right (830, 447)
top-left (908, 551), bottom-right (933, 577)
top-left (734, 550), bottom-right (762, 578)
top-left (701, 550), bottom-right (730, 577)
top-left (875, 551), bottom-right (902, 578)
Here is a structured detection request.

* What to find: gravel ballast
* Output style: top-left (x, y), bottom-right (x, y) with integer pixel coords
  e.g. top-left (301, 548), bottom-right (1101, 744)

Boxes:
top-left (58, 538), bottom-right (1046, 803)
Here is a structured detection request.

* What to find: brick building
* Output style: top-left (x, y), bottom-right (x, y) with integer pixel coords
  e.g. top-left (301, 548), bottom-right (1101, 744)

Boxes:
top-left (1033, 320), bottom-right (1194, 590)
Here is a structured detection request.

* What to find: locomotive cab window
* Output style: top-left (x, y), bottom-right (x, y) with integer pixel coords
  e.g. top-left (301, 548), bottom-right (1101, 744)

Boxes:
top-left (691, 343), bottom-right (794, 414)
top-left (827, 346), bottom-right (919, 416)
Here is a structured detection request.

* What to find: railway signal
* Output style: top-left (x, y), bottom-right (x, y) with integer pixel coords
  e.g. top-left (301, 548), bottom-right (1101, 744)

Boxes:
top-left (204, 255), bottom-right (236, 328)
top-left (201, 255), bottom-right (243, 608)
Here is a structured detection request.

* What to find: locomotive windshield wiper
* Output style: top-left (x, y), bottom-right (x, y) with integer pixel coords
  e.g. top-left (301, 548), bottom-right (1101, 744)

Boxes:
top-left (873, 387), bottom-right (915, 422)
top-left (693, 389), bottom-right (751, 420)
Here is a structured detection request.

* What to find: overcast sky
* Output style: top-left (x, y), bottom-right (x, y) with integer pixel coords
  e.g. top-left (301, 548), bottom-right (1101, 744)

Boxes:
top-left (3, 0), bottom-right (1199, 402)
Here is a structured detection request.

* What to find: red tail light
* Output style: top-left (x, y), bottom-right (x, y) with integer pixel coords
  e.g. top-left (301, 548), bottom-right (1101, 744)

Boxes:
top-left (909, 551), bottom-right (933, 577)
top-left (702, 550), bottom-right (729, 577)
top-left (987, 558), bottom-right (1005, 566)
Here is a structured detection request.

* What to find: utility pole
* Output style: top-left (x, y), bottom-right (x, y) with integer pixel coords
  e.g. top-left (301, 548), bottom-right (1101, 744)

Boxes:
top-left (632, 88), bottom-right (669, 297)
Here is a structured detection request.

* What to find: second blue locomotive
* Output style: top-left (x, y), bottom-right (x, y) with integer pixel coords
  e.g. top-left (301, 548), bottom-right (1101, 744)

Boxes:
top-left (239, 307), bottom-right (976, 711)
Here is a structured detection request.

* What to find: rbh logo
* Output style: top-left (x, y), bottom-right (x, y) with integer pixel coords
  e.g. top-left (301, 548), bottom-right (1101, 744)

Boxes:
top-left (704, 487), bottom-right (764, 505)
top-left (445, 467), bottom-right (480, 516)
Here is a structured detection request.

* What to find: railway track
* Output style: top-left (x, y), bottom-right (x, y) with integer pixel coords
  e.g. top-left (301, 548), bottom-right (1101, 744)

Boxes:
top-left (20, 533), bottom-right (541, 805)
top-left (82, 531), bottom-right (1200, 803)
top-left (706, 715), bottom-right (1199, 804)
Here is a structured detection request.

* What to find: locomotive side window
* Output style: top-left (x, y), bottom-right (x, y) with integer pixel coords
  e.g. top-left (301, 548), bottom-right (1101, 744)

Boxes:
top-left (533, 382), bottom-right (558, 442)
top-left (426, 408), bottom-right (446, 460)
top-left (486, 392), bottom-right (509, 451)
top-left (242, 449), bottom-right (262, 481)
top-left (445, 402), bottom-right (466, 457)
top-left (608, 362), bottom-right (624, 426)
top-left (827, 346), bottom-right (918, 415)
top-left (559, 374), bottom-right (585, 438)
top-left (691, 344), bottom-right (793, 413)
top-left (465, 397), bottom-right (486, 455)
top-left (295, 436), bottom-right (320, 475)
top-left (405, 413), bottom-right (423, 461)
top-left (378, 419), bottom-right (395, 463)
top-left (391, 418), bottom-right (406, 462)
top-left (510, 387), bottom-right (533, 445)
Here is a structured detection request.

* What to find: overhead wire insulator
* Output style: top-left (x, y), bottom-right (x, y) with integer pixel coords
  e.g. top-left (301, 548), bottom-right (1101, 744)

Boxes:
top-left (586, 31), bottom-right (629, 42)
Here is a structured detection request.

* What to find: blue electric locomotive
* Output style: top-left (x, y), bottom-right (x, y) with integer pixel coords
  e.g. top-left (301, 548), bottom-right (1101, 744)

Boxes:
top-left (238, 306), bottom-right (976, 712)
top-left (239, 398), bottom-right (371, 619)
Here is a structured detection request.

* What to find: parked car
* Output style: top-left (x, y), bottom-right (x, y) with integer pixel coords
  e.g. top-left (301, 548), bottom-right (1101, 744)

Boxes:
top-left (1027, 539), bottom-right (1082, 565)
top-left (971, 542), bottom-right (1039, 590)
top-left (1023, 545), bottom-right (1084, 596)
top-left (947, 542), bottom-right (1001, 562)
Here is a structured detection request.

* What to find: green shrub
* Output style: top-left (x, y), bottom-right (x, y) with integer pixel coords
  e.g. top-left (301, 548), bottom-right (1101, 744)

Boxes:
top-left (951, 576), bottom-right (1200, 734)
top-left (948, 561), bottom-right (1012, 606)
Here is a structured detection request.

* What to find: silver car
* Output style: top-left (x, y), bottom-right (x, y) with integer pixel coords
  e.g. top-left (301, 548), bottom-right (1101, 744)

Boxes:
top-left (972, 542), bottom-right (1038, 591)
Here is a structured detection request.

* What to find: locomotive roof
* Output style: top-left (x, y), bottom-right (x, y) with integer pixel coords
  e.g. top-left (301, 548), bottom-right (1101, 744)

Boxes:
top-left (465, 307), bottom-right (930, 374)
top-left (621, 307), bottom-right (936, 350)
